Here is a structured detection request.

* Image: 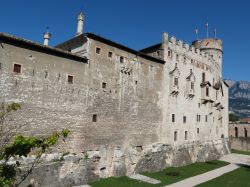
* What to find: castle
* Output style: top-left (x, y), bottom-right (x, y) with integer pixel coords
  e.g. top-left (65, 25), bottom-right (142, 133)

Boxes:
top-left (0, 12), bottom-right (230, 184)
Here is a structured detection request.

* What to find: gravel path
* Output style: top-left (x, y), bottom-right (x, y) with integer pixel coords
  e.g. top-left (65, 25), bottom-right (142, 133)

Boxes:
top-left (128, 173), bottom-right (161, 184)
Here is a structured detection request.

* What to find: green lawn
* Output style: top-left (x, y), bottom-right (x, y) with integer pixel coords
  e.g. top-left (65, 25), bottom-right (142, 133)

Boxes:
top-left (231, 149), bottom-right (250, 156)
top-left (90, 160), bottom-right (229, 187)
top-left (196, 166), bottom-right (250, 187)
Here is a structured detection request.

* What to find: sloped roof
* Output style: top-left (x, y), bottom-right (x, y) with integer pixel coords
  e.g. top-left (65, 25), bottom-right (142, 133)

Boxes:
top-left (0, 32), bottom-right (87, 63)
top-left (200, 81), bottom-right (212, 87)
top-left (56, 33), bottom-right (165, 64)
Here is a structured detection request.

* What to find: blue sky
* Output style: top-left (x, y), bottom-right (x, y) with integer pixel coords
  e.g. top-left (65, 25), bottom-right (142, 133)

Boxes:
top-left (0, 0), bottom-right (249, 81)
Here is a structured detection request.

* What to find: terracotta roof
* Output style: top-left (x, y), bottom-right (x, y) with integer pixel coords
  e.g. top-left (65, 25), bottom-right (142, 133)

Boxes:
top-left (0, 32), bottom-right (88, 63)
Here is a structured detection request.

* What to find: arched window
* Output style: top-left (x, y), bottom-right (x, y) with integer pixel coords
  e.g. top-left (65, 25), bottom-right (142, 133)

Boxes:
top-left (221, 134), bottom-right (224, 138)
top-left (235, 127), bottom-right (238, 138)
top-left (244, 128), bottom-right (248, 138)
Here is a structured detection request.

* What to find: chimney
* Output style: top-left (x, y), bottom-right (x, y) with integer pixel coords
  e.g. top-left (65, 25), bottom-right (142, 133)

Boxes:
top-left (43, 28), bottom-right (51, 46)
top-left (76, 12), bottom-right (84, 36)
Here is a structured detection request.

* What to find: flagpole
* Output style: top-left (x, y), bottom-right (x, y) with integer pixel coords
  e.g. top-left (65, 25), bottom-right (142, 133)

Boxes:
top-left (206, 23), bottom-right (209, 38)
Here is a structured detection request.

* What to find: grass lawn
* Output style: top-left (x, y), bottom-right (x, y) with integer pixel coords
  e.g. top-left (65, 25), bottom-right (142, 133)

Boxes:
top-left (231, 149), bottom-right (250, 156)
top-left (196, 166), bottom-right (250, 187)
top-left (90, 160), bottom-right (229, 187)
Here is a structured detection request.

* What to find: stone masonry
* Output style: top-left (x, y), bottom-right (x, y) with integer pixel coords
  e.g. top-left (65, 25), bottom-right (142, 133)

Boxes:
top-left (0, 12), bottom-right (230, 185)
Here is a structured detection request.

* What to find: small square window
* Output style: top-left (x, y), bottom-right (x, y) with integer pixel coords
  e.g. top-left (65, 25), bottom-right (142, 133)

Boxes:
top-left (102, 82), bottom-right (106, 89)
top-left (68, 75), bottom-right (74, 84)
top-left (120, 56), bottom-right (124, 63)
top-left (108, 51), bottom-right (113, 58)
top-left (13, 64), bottom-right (21, 73)
top-left (92, 114), bottom-right (97, 122)
top-left (96, 47), bottom-right (101, 54)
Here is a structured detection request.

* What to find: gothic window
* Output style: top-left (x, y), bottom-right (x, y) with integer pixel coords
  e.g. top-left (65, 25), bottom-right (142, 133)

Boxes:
top-left (13, 64), bottom-right (21, 73)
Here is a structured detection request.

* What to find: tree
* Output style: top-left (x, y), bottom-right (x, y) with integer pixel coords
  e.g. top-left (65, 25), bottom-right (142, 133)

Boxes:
top-left (0, 103), bottom-right (70, 186)
top-left (229, 113), bottom-right (239, 122)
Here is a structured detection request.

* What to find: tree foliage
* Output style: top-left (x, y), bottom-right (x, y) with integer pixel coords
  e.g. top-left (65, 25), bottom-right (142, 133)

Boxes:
top-left (229, 113), bottom-right (239, 122)
top-left (0, 103), bottom-right (70, 186)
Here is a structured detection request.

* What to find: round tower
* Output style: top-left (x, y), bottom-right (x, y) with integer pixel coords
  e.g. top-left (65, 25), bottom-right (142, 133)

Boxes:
top-left (76, 12), bottom-right (84, 36)
top-left (192, 38), bottom-right (223, 77)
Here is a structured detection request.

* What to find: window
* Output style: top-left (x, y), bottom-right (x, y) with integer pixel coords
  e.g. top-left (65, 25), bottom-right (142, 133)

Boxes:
top-left (0, 62), bottom-right (2, 70)
top-left (202, 72), bottom-right (206, 82)
top-left (174, 131), bottom-right (178, 141)
top-left (108, 51), bottom-right (113, 58)
top-left (191, 59), bottom-right (194, 63)
top-left (197, 114), bottom-right (201, 122)
top-left (206, 87), bottom-right (209, 97)
top-left (185, 131), bottom-right (188, 140)
top-left (184, 57), bottom-right (186, 62)
top-left (168, 50), bottom-right (172, 57)
top-left (92, 114), bottom-right (97, 122)
top-left (68, 75), bottom-right (74, 84)
top-left (13, 64), bottom-right (21, 73)
top-left (197, 128), bottom-right (199, 134)
top-left (44, 71), bottom-right (48, 79)
top-left (172, 114), bottom-right (175, 122)
top-left (174, 77), bottom-right (178, 86)
top-left (96, 47), bottom-right (101, 54)
top-left (191, 82), bottom-right (194, 90)
top-left (176, 54), bottom-right (179, 61)
top-left (244, 128), bottom-right (248, 138)
top-left (235, 127), bottom-right (238, 137)
top-left (156, 51), bottom-right (160, 56)
top-left (120, 56), bottom-right (124, 63)
top-left (135, 80), bottom-right (138, 85)
top-left (102, 82), bottom-right (106, 89)
top-left (198, 103), bottom-right (200, 108)
top-left (183, 116), bottom-right (186, 124)
top-left (205, 115), bottom-right (208, 122)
